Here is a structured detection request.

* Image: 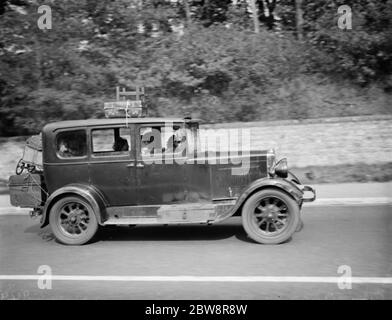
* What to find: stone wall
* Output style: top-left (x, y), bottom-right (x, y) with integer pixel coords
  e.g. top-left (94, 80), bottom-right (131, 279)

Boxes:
top-left (200, 115), bottom-right (392, 168)
top-left (1, 115), bottom-right (391, 183)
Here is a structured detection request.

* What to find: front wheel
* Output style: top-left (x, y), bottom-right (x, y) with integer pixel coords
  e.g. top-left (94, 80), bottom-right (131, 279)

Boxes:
top-left (241, 189), bottom-right (300, 244)
top-left (49, 196), bottom-right (98, 245)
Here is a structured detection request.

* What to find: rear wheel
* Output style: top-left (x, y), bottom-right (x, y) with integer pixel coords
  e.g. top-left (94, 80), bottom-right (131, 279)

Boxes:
top-left (242, 189), bottom-right (300, 244)
top-left (49, 196), bottom-right (98, 245)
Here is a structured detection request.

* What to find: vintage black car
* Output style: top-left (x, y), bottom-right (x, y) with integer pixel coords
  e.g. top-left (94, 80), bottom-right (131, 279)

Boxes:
top-left (9, 117), bottom-right (315, 245)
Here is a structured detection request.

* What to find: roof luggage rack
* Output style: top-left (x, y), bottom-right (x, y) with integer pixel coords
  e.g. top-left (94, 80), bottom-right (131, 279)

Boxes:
top-left (104, 86), bottom-right (147, 119)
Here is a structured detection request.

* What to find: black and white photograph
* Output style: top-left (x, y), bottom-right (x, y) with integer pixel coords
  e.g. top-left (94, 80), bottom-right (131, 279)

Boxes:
top-left (0, 0), bottom-right (391, 304)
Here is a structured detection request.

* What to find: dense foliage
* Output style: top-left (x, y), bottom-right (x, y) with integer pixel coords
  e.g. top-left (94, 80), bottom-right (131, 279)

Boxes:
top-left (0, 0), bottom-right (391, 135)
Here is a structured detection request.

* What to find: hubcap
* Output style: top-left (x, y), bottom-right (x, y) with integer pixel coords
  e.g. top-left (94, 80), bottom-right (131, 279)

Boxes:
top-left (253, 196), bottom-right (290, 235)
top-left (58, 202), bottom-right (90, 236)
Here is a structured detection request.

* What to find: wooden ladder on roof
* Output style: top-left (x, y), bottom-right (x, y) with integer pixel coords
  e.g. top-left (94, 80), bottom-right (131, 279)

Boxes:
top-left (116, 86), bottom-right (145, 101)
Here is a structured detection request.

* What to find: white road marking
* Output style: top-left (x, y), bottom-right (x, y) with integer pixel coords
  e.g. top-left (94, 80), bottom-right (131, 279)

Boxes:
top-left (0, 275), bottom-right (391, 284)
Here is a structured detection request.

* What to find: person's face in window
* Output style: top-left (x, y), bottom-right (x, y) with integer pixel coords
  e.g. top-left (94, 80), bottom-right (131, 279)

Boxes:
top-left (173, 128), bottom-right (186, 150)
top-left (59, 140), bottom-right (67, 153)
top-left (141, 136), bottom-right (154, 154)
top-left (57, 130), bottom-right (86, 158)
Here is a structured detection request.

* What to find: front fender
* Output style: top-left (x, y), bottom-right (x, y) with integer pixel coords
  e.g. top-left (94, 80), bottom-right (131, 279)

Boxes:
top-left (240, 177), bottom-right (304, 204)
top-left (40, 184), bottom-right (108, 228)
top-left (217, 177), bottom-right (304, 221)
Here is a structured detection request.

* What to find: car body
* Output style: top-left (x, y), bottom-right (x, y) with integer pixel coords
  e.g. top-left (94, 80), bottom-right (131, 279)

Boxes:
top-left (9, 117), bottom-right (315, 245)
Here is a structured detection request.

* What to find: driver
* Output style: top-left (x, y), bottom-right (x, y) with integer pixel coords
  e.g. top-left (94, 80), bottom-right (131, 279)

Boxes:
top-left (166, 128), bottom-right (186, 153)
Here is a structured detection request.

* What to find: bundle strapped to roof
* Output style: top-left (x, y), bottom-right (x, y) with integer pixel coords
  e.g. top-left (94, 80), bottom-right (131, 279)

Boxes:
top-left (104, 86), bottom-right (147, 119)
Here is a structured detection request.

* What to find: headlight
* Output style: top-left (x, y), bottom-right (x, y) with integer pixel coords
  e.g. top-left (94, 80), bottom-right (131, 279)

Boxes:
top-left (275, 158), bottom-right (288, 178)
top-left (266, 149), bottom-right (275, 175)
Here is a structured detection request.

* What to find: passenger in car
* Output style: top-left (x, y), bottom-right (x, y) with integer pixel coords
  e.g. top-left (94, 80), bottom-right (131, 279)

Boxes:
top-left (141, 135), bottom-right (154, 155)
top-left (113, 137), bottom-right (129, 151)
top-left (166, 129), bottom-right (186, 153)
top-left (58, 140), bottom-right (81, 157)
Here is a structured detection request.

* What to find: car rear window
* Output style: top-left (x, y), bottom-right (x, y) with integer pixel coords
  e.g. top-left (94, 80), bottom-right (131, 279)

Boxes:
top-left (56, 130), bottom-right (87, 158)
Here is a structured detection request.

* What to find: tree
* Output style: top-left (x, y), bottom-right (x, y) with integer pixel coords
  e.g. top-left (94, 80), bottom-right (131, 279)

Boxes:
top-left (294, 0), bottom-right (303, 40)
top-left (249, 0), bottom-right (260, 33)
top-left (0, 0), bottom-right (117, 134)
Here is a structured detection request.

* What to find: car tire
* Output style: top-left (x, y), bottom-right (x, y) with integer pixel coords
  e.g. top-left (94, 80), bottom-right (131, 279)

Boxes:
top-left (296, 218), bottom-right (304, 232)
top-left (242, 189), bottom-right (300, 244)
top-left (49, 196), bottom-right (98, 245)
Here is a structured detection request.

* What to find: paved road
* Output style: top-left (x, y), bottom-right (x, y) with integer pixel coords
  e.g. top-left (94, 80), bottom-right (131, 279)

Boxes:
top-left (0, 204), bottom-right (391, 300)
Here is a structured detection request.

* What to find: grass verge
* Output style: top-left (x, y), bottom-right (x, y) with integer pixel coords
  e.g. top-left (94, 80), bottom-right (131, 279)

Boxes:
top-left (291, 163), bottom-right (392, 185)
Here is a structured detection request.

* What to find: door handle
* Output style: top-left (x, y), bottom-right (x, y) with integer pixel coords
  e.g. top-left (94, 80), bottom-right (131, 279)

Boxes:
top-left (127, 162), bottom-right (144, 168)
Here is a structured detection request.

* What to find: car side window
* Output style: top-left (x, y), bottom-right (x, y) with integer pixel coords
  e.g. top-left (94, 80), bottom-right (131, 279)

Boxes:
top-left (139, 125), bottom-right (186, 156)
top-left (56, 130), bottom-right (87, 158)
top-left (92, 127), bottom-right (131, 156)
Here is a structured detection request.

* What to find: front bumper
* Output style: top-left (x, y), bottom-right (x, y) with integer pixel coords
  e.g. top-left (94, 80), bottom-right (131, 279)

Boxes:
top-left (301, 185), bottom-right (316, 202)
top-left (286, 171), bottom-right (316, 203)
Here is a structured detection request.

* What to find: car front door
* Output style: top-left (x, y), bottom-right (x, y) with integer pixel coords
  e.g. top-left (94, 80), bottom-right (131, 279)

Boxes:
top-left (135, 123), bottom-right (187, 205)
top-left (88, 125), bottom-right (137, 206)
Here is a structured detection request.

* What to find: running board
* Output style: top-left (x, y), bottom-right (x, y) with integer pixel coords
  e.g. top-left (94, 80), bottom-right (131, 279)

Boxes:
top-left (103, 201), bottom-right (236, 225)
top-left (103, 217), bottom-right (210, 225)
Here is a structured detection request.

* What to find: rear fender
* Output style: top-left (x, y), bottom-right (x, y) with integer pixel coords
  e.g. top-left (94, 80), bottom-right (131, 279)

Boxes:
top-left (40, 184), bottom-right (108, 228)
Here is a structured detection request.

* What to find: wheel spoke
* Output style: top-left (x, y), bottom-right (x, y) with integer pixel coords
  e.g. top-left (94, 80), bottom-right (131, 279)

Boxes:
top-left (278, 203), bottom-right (287, 212)
top-left (79, 222), bottom-right (87, 231)
top-left (60, 209), bottom-right (69, 217)
top-left (77, 225), bottom-right (84, 234)
top-left (257, 218), bottom-right (267, 226)
top-left (272, 221), bottom-right (280, 231)
top-left (265, 221), bottom-right (270, 231)
top-left (66, 224), bottom-right (74, 234)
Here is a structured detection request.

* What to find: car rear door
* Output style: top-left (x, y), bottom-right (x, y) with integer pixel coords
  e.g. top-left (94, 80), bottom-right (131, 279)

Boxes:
top-left (88, 125), bottom-right (137, 206)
